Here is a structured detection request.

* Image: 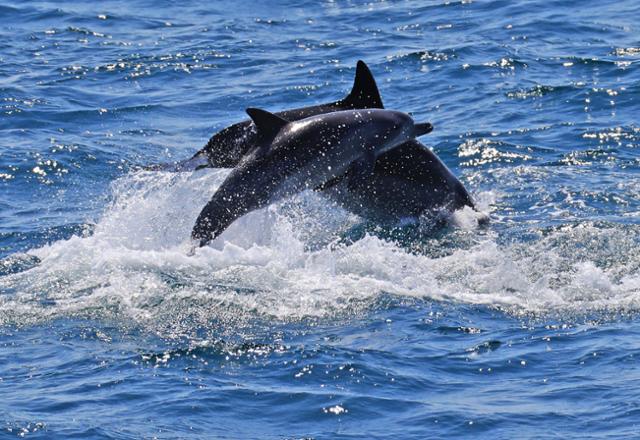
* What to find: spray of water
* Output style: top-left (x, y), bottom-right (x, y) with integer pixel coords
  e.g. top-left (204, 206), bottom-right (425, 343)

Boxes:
top-left (1, 170), bottom-right (639, 333)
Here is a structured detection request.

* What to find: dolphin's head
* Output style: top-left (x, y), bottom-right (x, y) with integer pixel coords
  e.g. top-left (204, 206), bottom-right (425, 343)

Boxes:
top-left (366, 110), bottom-right (433, 153)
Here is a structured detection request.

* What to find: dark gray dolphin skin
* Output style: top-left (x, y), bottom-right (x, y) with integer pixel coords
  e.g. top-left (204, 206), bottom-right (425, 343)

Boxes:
top-left (192, 61), bottom-right (383, 168)
top-left (319, 140), bottom-right (476, 223)
top-left (191, 108), bottom-right (434, 246)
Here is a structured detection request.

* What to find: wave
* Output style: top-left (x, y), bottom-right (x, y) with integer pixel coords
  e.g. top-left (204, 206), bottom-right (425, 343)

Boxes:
top-left (506, 84), bottom-right (576, 100)
top-left (385, 49), bottom-right (458, 64)
top-left (1, 168), bottom-right (639, 335)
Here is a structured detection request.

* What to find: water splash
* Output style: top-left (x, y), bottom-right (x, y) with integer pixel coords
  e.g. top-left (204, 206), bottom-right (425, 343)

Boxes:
top-left (2, 170), bottom-right (639, 334)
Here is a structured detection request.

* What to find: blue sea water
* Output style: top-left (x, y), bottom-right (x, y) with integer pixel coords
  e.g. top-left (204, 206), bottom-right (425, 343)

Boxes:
top-left (1, 0), bottom-right (640, 437)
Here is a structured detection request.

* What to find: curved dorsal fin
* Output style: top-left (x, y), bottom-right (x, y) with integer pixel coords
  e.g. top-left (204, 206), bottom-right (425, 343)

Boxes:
top-left (342, 60), bottom-right (384, 109)
top-left (246, 108), bottom-right (289, 142)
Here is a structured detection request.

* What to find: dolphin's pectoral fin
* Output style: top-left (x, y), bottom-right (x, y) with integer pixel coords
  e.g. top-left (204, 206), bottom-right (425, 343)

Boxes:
top-left (246, 108), bottom-right (289, 143)
top-left (342, 60), bottom-right (384, 110)
top-left (346, 151), bottom-right (376, 191)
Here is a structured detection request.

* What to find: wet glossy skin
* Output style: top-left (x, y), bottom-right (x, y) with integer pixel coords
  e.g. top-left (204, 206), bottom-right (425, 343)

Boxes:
top-left (192, 109), bottom-right (425, 246)
top-left (184, 60), bottom-right (476, 229)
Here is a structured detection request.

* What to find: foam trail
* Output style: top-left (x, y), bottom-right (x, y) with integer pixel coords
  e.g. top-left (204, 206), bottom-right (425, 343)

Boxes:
top-left (1, 170), bottom-right (640, 332)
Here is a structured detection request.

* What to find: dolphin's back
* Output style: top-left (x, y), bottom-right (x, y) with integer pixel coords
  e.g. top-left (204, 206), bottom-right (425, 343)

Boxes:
top-left (195, 61), bottom-right (384, 167)
top-left (196, 102), bottom-right (343, 167)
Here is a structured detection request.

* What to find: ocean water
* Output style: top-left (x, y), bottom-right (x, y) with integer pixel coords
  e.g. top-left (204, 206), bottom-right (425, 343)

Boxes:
top-left (1, 0), bottom-right (640, 437)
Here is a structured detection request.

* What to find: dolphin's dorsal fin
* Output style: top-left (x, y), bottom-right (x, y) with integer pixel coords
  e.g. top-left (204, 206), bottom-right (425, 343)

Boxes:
top-left (246, 108), bottom-right (289, 142)
top-left (342, 60), bottom-right (384, 109)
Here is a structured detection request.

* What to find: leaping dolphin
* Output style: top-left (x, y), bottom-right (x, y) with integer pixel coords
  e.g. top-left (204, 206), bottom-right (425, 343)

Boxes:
top-left (155, 60), bottom-right (480, 230)
top-left (191, 108), bottom-right (434, 246)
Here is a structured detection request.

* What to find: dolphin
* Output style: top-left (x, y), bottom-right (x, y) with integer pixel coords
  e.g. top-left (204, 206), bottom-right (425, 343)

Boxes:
top-left (192, 61), bottom-right (383, 168)
top-left (160, 60), bottom-right (479, 230)
top-left (191, 108), bottom-right (434, 246)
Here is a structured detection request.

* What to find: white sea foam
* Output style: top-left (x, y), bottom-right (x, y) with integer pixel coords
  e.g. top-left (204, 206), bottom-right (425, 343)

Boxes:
top-left (1, 169), bottom-right (640, 330)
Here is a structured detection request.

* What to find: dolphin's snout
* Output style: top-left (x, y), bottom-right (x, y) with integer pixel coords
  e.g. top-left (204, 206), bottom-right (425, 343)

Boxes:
top-left (384, 111), bottom-right (433, 139)
top-left (413, 122), bottom-right (433, 137)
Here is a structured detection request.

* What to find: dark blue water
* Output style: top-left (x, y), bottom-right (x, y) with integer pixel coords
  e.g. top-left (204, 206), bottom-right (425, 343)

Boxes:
top-left (2, 0), bottom-right (640, 438)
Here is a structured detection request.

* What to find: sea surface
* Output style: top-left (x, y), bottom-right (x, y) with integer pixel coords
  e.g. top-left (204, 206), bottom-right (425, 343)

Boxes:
top-left (1, 0), bottom-right (640, 438)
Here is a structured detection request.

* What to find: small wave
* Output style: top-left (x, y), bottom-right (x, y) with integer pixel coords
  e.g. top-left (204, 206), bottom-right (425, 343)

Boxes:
top-left (550, 56), bottom-right (623, 68)
top-left (458, 138), bottom-right (533, 167)
top-left (66, 26), bottom-right (110, 38)
top-left (254, 18), bottom-right (288, 26)
top-left (506, 84), bottom-right (579, 100)
top-left (49, 50), bottom-right (230, 83)
top-left (582, 126), bottom-right (640, 145)
top-left (482, 57), bottom-right (528, 70)
top-left (0, 5), bottom-right (19, 15)
top-left (613, 47), bottom-right (640, 57)
top-left (386, 49), bottom-right (457, 63)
